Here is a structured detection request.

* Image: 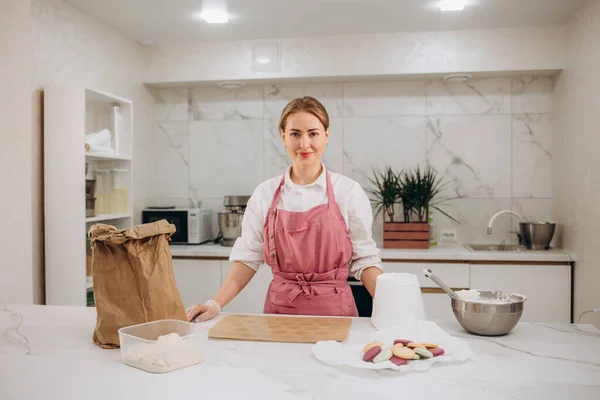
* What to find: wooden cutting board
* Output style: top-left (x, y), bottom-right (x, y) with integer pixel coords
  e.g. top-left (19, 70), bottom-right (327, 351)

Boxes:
top-left (208, 315), bottom-right (352, 343)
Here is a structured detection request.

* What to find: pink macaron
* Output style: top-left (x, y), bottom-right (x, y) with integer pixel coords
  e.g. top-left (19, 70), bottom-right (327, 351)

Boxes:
top-left (393, 339), bottom-right (412, 346)
top-left (389, 356), bottom-right (408, 366)
top-left (430, 347), bottom-right (445, 357)
top-left (362, 346), bottom-right (382, 362)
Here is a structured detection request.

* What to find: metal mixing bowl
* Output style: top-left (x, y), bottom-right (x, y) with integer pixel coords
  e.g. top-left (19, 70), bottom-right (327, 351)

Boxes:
top-left (451, 290), bottom-right (527, 336)
top-left (519, 222), bottom-right (556, 250)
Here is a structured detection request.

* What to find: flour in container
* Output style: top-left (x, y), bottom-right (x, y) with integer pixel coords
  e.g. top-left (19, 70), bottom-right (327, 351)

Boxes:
top-left (122, 332), bottom-right (203, 373)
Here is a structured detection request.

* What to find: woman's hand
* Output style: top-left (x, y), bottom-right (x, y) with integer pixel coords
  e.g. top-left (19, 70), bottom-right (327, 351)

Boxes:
top-left (185, 262), bottom-right (257, 322)
top-left (186, 300), bottom-right (221, 323)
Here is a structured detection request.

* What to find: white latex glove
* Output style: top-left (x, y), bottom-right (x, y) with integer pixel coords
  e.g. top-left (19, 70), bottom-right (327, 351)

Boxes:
top-left (186, 300), bottom-right (221, 323)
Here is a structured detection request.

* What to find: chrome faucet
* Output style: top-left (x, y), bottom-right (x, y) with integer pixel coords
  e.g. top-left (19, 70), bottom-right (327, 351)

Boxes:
top-left (487, 210), bottom-right (524, 235)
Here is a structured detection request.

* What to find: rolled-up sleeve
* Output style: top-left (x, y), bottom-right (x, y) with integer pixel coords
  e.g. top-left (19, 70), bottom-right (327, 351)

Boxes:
top-left (228, 188), bottom-right (265, 271)
top-left (347, 182), bottom-right (383, 280)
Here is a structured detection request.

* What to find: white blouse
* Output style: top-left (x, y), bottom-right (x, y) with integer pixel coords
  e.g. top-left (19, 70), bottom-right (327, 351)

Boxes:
top-left (229, 164), bottom-right (383, 280)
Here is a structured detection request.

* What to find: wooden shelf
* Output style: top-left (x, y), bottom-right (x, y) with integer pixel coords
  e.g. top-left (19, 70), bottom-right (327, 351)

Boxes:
top-left (85, 213), bottom-right (132, 223)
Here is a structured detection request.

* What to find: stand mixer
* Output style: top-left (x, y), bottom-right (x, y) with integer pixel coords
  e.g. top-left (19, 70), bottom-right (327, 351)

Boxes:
top-left (218, 195), bottom-right (250, 246)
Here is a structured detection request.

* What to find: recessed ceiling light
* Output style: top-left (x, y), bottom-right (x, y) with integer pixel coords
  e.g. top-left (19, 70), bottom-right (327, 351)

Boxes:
top-left (199, 0), bottom-right (229, 23)
top-left (201, 9), bottom-right (228, 23)
top-left (443, 73), bottom-right (473, 83)
top-left (438, 0), bottom-right (467, 11)
top-left (218, 81), bottom-right (244, 90)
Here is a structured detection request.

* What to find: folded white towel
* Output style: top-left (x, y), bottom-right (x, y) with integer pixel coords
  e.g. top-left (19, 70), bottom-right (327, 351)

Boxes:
top-left (85, 129), bottom-right (112, 148)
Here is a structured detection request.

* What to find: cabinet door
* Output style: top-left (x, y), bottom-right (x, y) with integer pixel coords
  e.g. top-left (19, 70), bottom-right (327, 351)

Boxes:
top-left (221, 262), bottom-right (273, 314)
top-left (382, 262), bottom-right (470, 289)
top-left (172, 259), bottom-right (222, 309)
top-left (422, 293), bottom-right (456, 320)
top-left (470, 264), bottom-right (571, 323)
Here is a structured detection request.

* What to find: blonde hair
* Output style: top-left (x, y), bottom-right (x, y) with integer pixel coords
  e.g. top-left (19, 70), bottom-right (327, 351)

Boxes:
top-left (278, 96), bottom-right (330, 132)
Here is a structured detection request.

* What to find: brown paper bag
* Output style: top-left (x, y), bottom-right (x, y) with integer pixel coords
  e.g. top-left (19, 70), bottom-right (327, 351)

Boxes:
top-left (89, 219), bottom-right (187, 348)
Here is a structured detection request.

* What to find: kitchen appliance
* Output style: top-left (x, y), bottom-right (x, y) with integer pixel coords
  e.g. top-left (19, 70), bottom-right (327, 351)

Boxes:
top-left (451, 291), bottom-right (526, 336)
top-left (141, 208), bottom-right (212, 244)
top-left (218, 195), bottom-right (250, 246)
top-left (518, 222), bottom-right (556, 250)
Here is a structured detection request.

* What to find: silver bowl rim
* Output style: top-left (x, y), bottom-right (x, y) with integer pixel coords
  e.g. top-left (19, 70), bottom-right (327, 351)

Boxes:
top-left (452, 290), bottom-right (527, 305)
top-left (518, 221), bottom-right (556, 225)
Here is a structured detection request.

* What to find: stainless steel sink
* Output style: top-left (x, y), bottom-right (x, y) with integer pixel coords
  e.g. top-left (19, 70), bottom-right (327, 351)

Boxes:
top-left (464, 243), bottom-right (524, 252)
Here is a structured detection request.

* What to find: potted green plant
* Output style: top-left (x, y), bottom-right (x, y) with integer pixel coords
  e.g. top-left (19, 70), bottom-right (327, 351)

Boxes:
top-left (368, 165), bottom-right (459, 249)
top-left (366, 166), bottom-right (401, 223)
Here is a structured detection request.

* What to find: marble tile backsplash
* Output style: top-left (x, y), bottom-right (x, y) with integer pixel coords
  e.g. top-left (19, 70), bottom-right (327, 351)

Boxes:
top-left (149, 77), bottom-right (553, 246)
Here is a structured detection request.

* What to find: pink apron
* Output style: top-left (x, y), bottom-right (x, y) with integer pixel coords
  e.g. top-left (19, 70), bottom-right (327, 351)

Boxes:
top-left (263, 170), bottom-right (359, 317)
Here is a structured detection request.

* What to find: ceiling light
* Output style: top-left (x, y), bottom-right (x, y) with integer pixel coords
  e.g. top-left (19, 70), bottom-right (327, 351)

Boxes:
top-left (200, 0), bottom-right (228, 23)
top-left (218, 81), bottom-right (244, 90)
top-left (201, 9), bottom-right (228, 23)
top-left (438, 0), bottom-right (466, 11)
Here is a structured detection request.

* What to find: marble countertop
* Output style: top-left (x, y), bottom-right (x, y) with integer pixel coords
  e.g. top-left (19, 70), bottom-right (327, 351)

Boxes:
top-left (2, 305), bottom-right (599, 400)
top-left (170, 243), bottom-right (575, 263)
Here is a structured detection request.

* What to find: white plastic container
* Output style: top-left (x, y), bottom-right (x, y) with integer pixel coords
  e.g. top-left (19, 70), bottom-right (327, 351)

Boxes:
top-left (118, 320), bottom-right (204, 373)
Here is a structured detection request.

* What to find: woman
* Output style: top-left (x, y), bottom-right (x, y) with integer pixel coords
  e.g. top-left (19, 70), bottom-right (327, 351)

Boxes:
top-left (186, 96), bottom-right (383, 322)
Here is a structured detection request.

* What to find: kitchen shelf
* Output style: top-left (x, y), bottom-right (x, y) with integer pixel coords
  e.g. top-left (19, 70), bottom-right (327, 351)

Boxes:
top-left (44, 84), bottom-right (134, 307)
top-left (85, 213), bottom-right (132, 223)
top-left (85, 153), bottom-right (132, 161)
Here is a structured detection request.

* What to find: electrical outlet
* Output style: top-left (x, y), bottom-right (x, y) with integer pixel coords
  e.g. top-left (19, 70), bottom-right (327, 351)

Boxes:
top-left (440, 229), bottom-right (457, 243)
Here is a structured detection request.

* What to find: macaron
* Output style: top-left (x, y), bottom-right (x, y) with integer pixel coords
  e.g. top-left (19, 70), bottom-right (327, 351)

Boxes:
top-left (372, 348), bottom-right (393, 363)
top-left (391, 346), bottom-right (416, 360)
top-left (393, 339), bottom-right (411, 346)
top-left (413, 347), bottom-right (433, 359)
top-left (363, 341), bottom-right (384, 353)
top-left (430, 347), bottom-right (445, 357)
top-left (389, 356), bottom-right (407, 366)
top-left (413, 354), bottom-right (421, 360)
top-left (420, 342), bottom-right (438, 349)
top-left (392, 343), bottom-right (404, 352)
top-left (362, 346), bottom-right (382, 362)
top-left (407, 342), bottom-right (426, 349)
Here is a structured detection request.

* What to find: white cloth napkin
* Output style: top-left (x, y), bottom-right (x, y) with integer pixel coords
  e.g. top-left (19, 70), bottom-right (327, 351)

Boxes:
top-left (312, 318), bottom-right (474, 372)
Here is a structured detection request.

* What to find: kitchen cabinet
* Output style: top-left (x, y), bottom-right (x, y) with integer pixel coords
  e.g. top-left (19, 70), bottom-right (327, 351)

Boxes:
top-left (470, 264), bottom-right (571, 323)
top-left (422, 294), bottom-right (456, 320)
top-left (382, 262), bottom-right (470, 288)
top-left (221, 262), bottom-right (273, 314)
top-left (172, 259), bottom-right (222, 309)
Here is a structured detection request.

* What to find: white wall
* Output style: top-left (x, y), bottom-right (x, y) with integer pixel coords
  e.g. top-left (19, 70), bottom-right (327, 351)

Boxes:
top-left (149, 76), bottom-right (554, 247)
top-left (553, 0), bottom-right (600, 327)
top-left (31, 0), bottom-right (156, 231)
top-left (0, 0), bottom-right (35, 305)
top-left (146, 27), bottom-right (565, 84)
top-left (0, 0), bottom-right (156, 305)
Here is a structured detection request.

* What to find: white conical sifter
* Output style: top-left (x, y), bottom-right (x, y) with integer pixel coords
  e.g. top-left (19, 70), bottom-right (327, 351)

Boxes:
top-left (371, 273), bottom-right (427, 330)
top-left (423, 268), bottom-right (459, 300)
